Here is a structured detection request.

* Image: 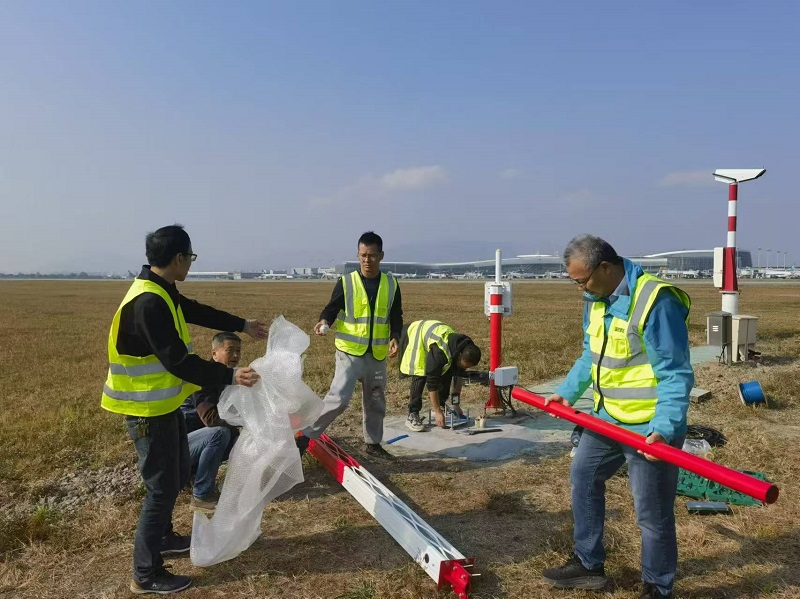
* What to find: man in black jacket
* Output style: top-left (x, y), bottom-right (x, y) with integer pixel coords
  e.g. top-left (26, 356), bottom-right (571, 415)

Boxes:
top-left (399, 320), bottom-right (481, 431)
top-left (181, 331), bottom-right (242, 513)
top-left (101, 224), bottom-right (267, 595)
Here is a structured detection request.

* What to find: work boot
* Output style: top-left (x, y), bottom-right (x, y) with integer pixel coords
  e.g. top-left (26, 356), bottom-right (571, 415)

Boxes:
top-left (295, 433), bottom-right (311, 456)
top-left (640, 582), bottom-right (673, 599)
top-left (130, 566), bottom-right (191, 595)
top-left (364, 443), bottom-right (398, 462)
top-left (542, 554), bottom-right (608, 590)
top-left (405, 412), bottom-right (425, 432)
top-left (159, 531), bottom-right (190, 556)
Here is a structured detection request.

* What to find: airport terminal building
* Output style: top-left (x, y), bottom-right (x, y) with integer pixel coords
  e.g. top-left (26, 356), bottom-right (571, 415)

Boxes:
top-left (181, 249), bottom-right (754, 281)
top-left (338, 249), bottom-right (753, 278)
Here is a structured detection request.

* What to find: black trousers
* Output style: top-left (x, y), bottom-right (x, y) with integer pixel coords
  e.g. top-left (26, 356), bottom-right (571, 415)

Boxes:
top-left (125, 409), bottom-right (190, 582)
top-left (407, 374), bottom-right (454, 414)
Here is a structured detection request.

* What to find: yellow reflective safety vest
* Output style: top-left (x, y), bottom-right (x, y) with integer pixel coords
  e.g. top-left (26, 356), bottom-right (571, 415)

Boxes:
top-left (400, 320), bottom-right (454, 376)
top-left (588, 272), bottom-right (690, 424)
top-left (334, 270), bottom-right (398, 360)
top-left (101, 279), bottom-right (200, 417)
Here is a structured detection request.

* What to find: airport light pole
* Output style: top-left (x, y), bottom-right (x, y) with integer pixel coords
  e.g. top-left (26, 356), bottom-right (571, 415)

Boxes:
top-left (486, 250), bottom-right (504, 409)
top-left (757, 248), bottom-right (761, 269)
top-left (484, 249), bottom-right (512, 411)
top-left (713, 168), bottom-right (766, 315)
top-left (766, 249), bottom-right (770, 269)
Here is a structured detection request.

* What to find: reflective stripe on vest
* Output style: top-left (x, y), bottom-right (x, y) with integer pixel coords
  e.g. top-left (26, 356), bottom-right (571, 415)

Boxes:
top-left (101, 279), bottom-right (200, 416)
top-left (588, 273), bottom-right (690, 424)
top-left (334, 271), bottom-right (397, 359)
top-left (400, 320), bottom-right (454, 376)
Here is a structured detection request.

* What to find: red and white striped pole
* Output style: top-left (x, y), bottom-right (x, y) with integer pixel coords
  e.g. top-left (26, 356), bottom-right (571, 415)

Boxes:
top-left (308, 434), bottom-right (476, 598)
top-left (714, 168), bottom-right (766, 315)
top-left (485, 249), bottom-right (504, 409)
top-left (510, 388), bottom-right (779, 504)
top-left (721, 182), bottom-right (739, 314)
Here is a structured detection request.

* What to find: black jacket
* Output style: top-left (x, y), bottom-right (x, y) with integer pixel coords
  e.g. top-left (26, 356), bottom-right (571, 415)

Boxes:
top-left (116, 266), bottom-right (245, 389)
top-left (399, 327), bottom-right (474, 391)
top-left (181, 385), bottom-right (234, 434)
top-left (319, 271), bottom-right (403, 346)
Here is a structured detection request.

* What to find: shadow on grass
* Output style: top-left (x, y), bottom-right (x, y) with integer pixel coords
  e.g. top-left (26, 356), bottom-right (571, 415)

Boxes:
top-left (757, 354), bottom-right (799, 366)
top-left (679, 524), bottom-right (800, 598)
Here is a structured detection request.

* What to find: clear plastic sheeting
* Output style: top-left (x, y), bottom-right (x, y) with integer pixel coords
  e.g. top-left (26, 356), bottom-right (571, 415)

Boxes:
top-left (190, 316), bottom-right (323, 566)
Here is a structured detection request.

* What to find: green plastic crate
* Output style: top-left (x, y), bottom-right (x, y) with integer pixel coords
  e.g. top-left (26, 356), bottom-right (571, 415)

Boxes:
top-left (676, 469), bottom-right (767, 506)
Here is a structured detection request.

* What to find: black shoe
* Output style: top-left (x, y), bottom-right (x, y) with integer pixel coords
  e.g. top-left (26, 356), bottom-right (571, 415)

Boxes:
top-left (640, 582), bottom-right (673, 599)
top-left (160, 531), bottom-right (190, 556)
top-left (542, 554), bottom-right (608, 590)
top-left (295, 434), bottom-right (311, 456)
top-left (364, 443), bottom-right (397, 462)
top-left (130, 566), bottom-right (191, 594)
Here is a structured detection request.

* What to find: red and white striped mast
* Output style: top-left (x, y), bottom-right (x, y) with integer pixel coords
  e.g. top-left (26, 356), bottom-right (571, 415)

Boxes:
top-left (484, 249), bottom-right (511, 410)
top-left (713, 168), bottom-right (766, 315)
top-left (307, 434), bottom-right (476, 598)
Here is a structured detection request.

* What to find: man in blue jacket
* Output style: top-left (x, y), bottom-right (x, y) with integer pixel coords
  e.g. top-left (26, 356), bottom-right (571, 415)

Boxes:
top-left (542, 235), bottom-right (693, 599)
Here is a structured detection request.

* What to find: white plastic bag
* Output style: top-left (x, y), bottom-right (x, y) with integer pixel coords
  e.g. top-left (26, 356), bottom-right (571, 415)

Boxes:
top-left (682, 438), bottom-right (712, 456)
top-left (190, 316), bottom-right (323, 566)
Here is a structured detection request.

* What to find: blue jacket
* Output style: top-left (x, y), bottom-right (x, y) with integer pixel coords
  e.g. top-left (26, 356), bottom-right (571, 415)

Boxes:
top-left (555, 258), bottom-right (694, 442)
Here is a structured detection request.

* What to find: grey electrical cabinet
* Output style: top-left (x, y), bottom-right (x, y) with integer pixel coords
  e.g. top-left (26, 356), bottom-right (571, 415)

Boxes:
top-left (707, 311), bottom-right (732, 346)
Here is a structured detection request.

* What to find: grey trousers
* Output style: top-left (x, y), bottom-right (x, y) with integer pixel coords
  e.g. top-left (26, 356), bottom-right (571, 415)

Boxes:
top-left (303, 349), bottom-right (387, 444)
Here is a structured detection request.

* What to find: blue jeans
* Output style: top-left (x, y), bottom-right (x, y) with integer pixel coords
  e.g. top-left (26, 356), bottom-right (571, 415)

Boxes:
top-left (188, 426), bottom-right (232, 499)
top-left (125, 410), bottom-right (190, 583)
top-left (571, 428), bottom-right (684, 595)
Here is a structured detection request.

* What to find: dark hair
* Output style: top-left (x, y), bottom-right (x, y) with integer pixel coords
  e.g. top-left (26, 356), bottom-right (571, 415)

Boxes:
top-left (358, 231), bottom-right (383, 252)
top-left (563, 234), bottom-right (622, 270)
top-left (460, 343), bottom-right (481, 367)
top-left (212, 331), bottom-right (241, 348)
top-left (145, 225), bottom-right (191, 267)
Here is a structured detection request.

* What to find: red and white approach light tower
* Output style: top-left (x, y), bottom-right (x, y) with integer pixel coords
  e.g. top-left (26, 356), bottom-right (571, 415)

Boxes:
top-left (713, 168), bottom-right (766, 315)
top-left (484, 249), bottom-right (512, 409)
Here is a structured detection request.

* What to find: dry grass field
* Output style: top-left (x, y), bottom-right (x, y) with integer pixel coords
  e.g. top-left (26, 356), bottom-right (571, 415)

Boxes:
top-left (1, 279), bottom-right (798, 599)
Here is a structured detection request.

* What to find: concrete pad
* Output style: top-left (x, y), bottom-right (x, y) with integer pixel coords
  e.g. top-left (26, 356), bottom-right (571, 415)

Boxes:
top-left (382, 346), bottom-right (722, 462)
top-left (382, 412), bottom-right (572, 462)
top-left (690, 345), bottom-right (722, 365)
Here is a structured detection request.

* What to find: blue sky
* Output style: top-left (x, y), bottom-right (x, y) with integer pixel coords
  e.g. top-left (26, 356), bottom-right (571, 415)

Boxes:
top-left (1, 1), bottom-right (798, 272)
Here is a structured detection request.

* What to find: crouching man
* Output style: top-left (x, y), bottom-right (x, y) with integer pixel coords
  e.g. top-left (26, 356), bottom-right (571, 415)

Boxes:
top-left (399, 320), bottom-right (481, 431)
top-left (180, 332), bottom-right (243, 512)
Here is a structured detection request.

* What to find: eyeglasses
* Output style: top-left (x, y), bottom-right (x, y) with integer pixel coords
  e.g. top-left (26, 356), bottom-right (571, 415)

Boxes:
top-left (183, 253), bottom-right (198, 262)
top-left (570, 262), bottom-right (600, 287)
